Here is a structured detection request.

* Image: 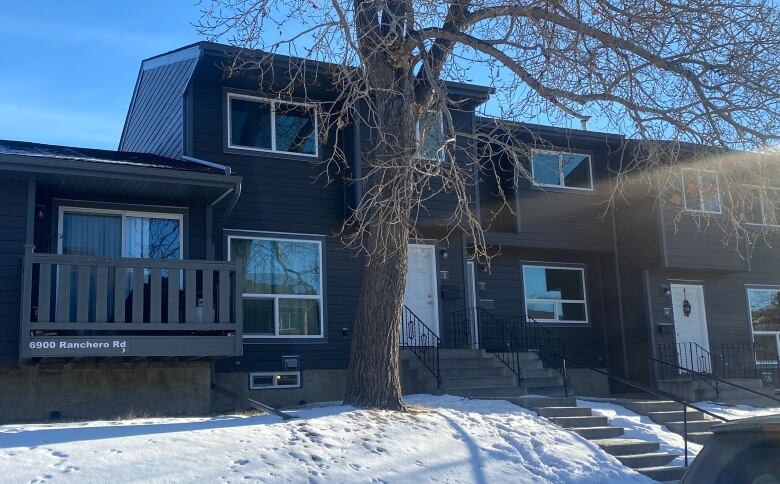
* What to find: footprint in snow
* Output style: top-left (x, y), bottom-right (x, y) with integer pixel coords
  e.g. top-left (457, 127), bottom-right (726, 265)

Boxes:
top-left (233, 458), bottom-right (250, 466)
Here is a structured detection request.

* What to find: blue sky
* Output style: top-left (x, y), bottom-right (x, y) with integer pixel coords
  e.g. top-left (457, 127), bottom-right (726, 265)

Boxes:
top-left (0, 2), bottom-right (203, 149)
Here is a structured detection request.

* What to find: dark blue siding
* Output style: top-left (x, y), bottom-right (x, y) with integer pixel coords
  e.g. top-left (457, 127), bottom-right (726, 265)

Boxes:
top-left (0, 181), bottom-right (29, 362)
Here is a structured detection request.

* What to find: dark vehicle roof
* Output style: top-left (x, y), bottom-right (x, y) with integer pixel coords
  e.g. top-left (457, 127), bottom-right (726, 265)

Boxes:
top-left (712, 413), bottom-right (780, 433)
top-left (0, 139), bottom-right (228, 175)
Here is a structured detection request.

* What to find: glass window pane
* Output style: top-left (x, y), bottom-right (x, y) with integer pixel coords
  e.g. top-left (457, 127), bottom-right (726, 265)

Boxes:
top-left (700, 171), bottom-right (721, 212)
top-left (278, 299), bottom-right (321, 336)
top-left (683, 169), bottom-right (703, 211)
top-left (749, 289), bottom-right (780, 331)
top-left (523, 267), bottom-right (584, 300)
top-left (765, 190), bottom-right (780, 225)
top-left (275, 103), bottom-right (316, 154)
top-left (276, 374), bottom-right (300, 387)
top-left (231, 238), bottom-right (321, 295)
top-left (527, 302), bottom-right (555, 320)
top-left (532, 153), bottom-right (561, 186)
top-left (754, 334), bottom-right (779, 363)
top-left (230, 98), bottom-right (272, 149)
top-left (418, 112), bottom-right (444, 160)
top-left (125, 216), bottom-right (180, 259)
top-left (558, 302), bottom-right (587, 322)
top-left (62, 213), bottom-right (122, 257)
top-left (561, 154), bottom-right (591, 188)
top-left (243, 298), bottom-right (275, 335)
top-left (251, 374), bottom-right (274, 387)
top-left (744, 188), bottom-right (764, 225)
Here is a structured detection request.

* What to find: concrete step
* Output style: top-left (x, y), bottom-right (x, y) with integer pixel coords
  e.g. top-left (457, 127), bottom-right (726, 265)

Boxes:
top-left (489, 351), bottom-right (542, 362)
top-left (438, 349), bottom-right (487, 359)
top-left (623, 400), bottom-right (684, 414)
top-left (533, 406), bottom-right (592, 418)
top-left (435, 359), bottom-right (507, 370)
top-left (523, 376), bottom-right (564, 388)
top-left (549, 415), bottom-right (609, 428)
top-left (634, 465), bottom-right (686, 482)
top-left (517, 367), bottom-right (559, 378)
top-left (446, 386), bottom-right (527, 398)
top-left (571, 426), bottom-right (625, 439)
top-left (646, 409), bottom-right (705, 424)
top-left (439, 366), bottom-right (510, 378)
top-left (592, 438), bottom-right (660, 456)
top-left (615, 452), bottom-right (679, 468)
top-left (442, 375), bottom-right (517, 389)
top-left (511, 396), bottom-right (577, 408)
top-left (665, 420), bottom-right (716, 434)
top-left (686, 431), bottom-right (713, 444)
top-left (524, 386), bottom-right (568, 397)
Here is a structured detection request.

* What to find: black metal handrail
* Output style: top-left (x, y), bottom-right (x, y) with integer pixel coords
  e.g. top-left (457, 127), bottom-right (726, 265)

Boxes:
top-left (556, 353), bottom-right (730, 467)
top-left (500, 314), bottom-right (568, 395)
top-left (474, 308), bottom-right (524, 385)
top-left (717, 342), bottom-right (760, 379)
top-left (400, 305), bottom-right (441, 387)
top-left (655, 342), bottom-right (719, 397)
top-left (650, 357), bottom-right (780, 405)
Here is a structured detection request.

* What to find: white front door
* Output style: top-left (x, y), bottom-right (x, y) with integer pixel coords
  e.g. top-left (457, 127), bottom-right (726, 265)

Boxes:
top-left (671, 284), bottom-right (712, 372)
top-left (404, 244), bottom-right (439, 336)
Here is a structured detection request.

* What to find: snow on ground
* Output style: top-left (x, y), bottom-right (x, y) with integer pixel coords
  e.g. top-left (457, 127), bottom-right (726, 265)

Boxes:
top-left (694, 401), bottom-right (780, 420)
top-left (577, 399), bottom-right (702, 466)
top-left (0, 395), bottom-right (652, 484)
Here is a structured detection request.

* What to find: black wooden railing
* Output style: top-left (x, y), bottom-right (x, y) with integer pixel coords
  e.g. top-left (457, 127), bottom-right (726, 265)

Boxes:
top-left (449, 307), bottom-right (568, 394)
top-left (717, 342), bottom-right (759, 379)
top-left (400, 305), bottom-right (441, 387)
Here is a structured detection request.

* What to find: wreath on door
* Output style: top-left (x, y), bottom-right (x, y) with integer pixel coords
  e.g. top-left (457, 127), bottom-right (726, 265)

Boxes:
top-left (682, 288), bottom-right (692, 317)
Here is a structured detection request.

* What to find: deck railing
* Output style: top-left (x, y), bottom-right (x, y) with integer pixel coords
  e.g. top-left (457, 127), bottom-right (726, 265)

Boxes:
top-left (20, 248), bottom-right (243, 359)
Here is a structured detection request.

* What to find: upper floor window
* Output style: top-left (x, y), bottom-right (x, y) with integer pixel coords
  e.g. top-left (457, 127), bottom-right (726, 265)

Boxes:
top-left (745, 187), bottom-right (780, 227)
top-left (228, 234), bottom-right (323, 338)
top-left (227, 93), bottom-right (318, 156)
top-left (416, 111), bottom-right (446, 161)
top-left (531, 151), bottom-right (593, 190)
top-left (682, 168), bottom-right (721, 213)
top-left (522, 265), bottom-right (588, 324)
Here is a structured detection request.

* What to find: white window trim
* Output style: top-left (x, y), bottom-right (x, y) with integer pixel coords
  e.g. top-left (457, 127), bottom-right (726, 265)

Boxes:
top-left (746, 286), bottom-right (780, 365)
top-left (57, 206), bottom-right (184, 259)
top-left (744, 185), bottom-right (780, 228)
top-left (681, 168), bottom-right (722, 214)
top-left (415, 111), bottom-right (449, 162)
top-left (530, 149), bottom-right (594, 191)
top-left (226, 92), bottom-right (319, 157)
top-left (248, 371), bottom-right (301, 389)
top-left (227, 234), bottom-right (324, 339)
top-left (522, 264), bottom-right (589, 324)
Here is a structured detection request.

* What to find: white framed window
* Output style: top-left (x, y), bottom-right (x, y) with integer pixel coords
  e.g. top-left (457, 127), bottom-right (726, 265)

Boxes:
top-left (416, 111), bottom-right (448, 161)
top-left (227, 93), bottom-right (318, 157)
top-left (228, 234), bottom-right (324, 338)
top-left (747, 287), bottom-right (780, 365)
top-left (249, 371), bottom-right (301, 389)
top-left (522, 265), bottom-right (588, 324)
top-left (530, 150), bottom-right (593, 190)
top-left (58, 206), bottom-right (183, 260)
top-left (682, 168), bottom-right (722, 213)
top-left (744, 186), bottom-right (780, 227)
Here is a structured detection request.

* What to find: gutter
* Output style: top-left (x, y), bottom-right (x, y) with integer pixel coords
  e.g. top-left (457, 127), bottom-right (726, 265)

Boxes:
top-left (183, 155), bottom-right (232, 175)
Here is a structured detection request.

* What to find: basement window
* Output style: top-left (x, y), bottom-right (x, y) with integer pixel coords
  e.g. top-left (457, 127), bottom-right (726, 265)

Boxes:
top-left (249, 371), bottom-right (301, 389)
top-left (227, 93), bottom-right (318, 156)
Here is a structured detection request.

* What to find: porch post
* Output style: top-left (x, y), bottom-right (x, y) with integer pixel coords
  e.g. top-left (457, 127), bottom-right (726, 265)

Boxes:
top-left (19, 179), bottom-right (36, 361)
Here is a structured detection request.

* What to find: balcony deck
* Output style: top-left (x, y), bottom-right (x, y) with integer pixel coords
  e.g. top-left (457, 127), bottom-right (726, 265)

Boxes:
top-left (20, 249), bottom-right (243, 360)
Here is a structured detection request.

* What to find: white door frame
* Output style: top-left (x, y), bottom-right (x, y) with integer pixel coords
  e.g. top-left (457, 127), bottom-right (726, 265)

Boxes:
top-left (466, 260), bottom-right (479, 347)
top-left (406, 243), bottom-right (440, 336)
top-left (671, 283), bottom-right (712, 371)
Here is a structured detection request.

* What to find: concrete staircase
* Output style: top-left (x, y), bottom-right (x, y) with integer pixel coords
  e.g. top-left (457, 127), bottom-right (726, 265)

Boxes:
top-left (622, 400), bottom-right (718, 444)
top-left (401, 348), bottom-right (566, 398)
top-left (513, 396), bottom-right (686, 483)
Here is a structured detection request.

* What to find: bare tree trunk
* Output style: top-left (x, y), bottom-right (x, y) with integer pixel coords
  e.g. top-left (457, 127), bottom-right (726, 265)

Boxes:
top-left (343, 229), bottom-right (409, 410)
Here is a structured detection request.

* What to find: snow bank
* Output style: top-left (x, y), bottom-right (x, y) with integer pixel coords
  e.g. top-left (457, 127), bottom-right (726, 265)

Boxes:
top-left (578, 399), bottom-right (702, 466)
top-left (694, 401), bottom-right (780, 420)
top-left (0, 395), bottom-right (650, 483)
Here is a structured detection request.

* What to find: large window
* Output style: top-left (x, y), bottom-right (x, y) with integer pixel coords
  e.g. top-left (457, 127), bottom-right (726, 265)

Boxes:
top-left (522, 265), bottom-right (588, 324)
top-left (531, 151), bottom-right (593, 190)
top-left (682, 168), bottom-right (722, 213)
top-left (748, 288), bottom-right (780, 364)
top-left (229, 235), bottom-right (323, 338)
top-left (227, 93), bottom-right (318, 156)
top-left (416, 111), bottom-right (447, 161)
